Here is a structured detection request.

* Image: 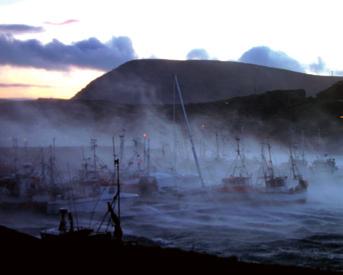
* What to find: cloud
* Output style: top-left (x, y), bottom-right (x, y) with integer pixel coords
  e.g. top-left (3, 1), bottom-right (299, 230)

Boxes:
top-left (309, 57), bottom-right (326, 74)
top-left (44, 19), bottom-right (79, 26)
top-left (239, 46), bottom-right (304, 73)
top-left (0, 0), bottom-right (23, 5)
top-left (307, 57), bottom-right (343, 76)
top-left (186, 48), bottom-right (210, 60)
top-left (0, 24), bottom-right (44, 34)
top-left (0, 83), bottom-right (52, 88)
top-left (0, 35), bottom-right (136, 71)
top-left (334, 70), bottom-right (343, 76)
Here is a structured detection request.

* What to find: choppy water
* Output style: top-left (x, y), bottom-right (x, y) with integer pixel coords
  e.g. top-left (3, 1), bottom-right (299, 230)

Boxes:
top-left (1, 182), bottom-right (342, 272)
top-left (122, 182), bottom-right (343, 272)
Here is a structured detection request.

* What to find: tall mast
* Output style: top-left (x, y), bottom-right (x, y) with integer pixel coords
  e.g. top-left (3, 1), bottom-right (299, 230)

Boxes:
top-left (112, 136), bottom-right (116, 184)
top-left (172, 78), bottom-right (177, 174)
top-left (267, 143), bottom-right (274, 179)
top-left (236, 137), bottom-right (241, 157)
top-left (147, 136), bottom-right (151, 176)
top-left (114, 158), bottom-right (121, 224)
top-left (289, 145), bottom-right (295, 178)
top-left (289, 145), bottom-right (299, 180)
top-left (231, 137), bottom-right (248, 177)
top-left (261, 143), bottom-right (268, 181)
top-left (143, 133), bottom-right (147, 171)
top-left (174, 75), bottom-right (205, 187)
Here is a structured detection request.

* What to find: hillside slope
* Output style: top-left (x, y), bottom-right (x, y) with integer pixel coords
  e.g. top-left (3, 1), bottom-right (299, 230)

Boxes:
top-left (73, 59), bottom-right (343, 104)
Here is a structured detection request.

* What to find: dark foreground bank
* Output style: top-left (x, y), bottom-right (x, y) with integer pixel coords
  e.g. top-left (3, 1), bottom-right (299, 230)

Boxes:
top-left (0, 225), bottom-right (340, 274)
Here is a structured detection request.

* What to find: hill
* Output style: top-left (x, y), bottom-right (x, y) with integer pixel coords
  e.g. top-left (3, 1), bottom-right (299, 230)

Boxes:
top-left (72, 59), bottom-right (343, 104)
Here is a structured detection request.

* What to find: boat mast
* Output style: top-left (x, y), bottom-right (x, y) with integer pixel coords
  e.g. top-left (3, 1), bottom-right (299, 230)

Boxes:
top-left (147, 137), bottom-right (151, 176)
top-left (143, 134), bottom-right (147, 171)
top-left (115, 158), bottom-right (121, 223)
top-left (260, 143), bottom-right (268, 181)
top-left (231, 137), bottom-right (248, 177)
top-left (172, 79), bottom-right (177, 175)
top-left (112, 135), bottom-right (116, 185)
top-left (174, 75), bottom-right (205, 187)
top-left (266, 143), bottom-right (274, 179)
top-left (289, 145), bottom-right (299, 180)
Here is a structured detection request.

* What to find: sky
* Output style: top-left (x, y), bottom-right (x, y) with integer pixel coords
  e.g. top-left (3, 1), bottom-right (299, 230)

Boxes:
top-left (0, 0), bottom-right (342, 99)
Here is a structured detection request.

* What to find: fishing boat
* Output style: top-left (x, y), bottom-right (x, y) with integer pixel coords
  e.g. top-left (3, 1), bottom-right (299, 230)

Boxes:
top-left (260, 142), bottom-right (308, 195)
top-left (45, 139), bottom-right (139, 214)
top-left (219, 137), bottom-right (253, 193)
top-left (0, 140), bottom-right (55, 211)
top-left (120, 133), bottom-right (159, 195)
top-left (41, 159), bottom-right (124, 241)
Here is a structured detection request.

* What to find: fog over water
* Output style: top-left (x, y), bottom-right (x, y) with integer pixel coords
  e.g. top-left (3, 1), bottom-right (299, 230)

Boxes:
top-left (0, 101), bottom-right (342, 272)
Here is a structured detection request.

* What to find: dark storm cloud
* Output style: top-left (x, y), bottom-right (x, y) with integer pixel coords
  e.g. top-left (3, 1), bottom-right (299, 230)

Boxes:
top-left (44, 19), bottom-right (79, 26)
top-left (239, 46), bottom-right (305, 73)
top-left (0, 24), bottom-right (44, 34)
top-left (309, 57), bottom-right (326, 74)
top-left (0, 83), bottom-right (52, 88)
top-left (186, 48), bottom-right (210, 60)
top-left (0, 35), bottom-right (136, 71)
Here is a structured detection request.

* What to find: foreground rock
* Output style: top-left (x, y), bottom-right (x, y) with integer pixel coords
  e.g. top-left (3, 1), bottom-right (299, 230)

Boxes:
top-left (0, 225), bottom-right (339, 274)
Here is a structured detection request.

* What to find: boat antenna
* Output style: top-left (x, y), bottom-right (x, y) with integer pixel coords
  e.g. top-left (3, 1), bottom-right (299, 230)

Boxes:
top-left (260, 142), bottom-right (268, 181)
top-left (231, 137), bottom-right (248, 177)
top-left (174, 74), bottom-right (205, 187)
top-left (115, 158), bottom-right (121, 222)
top-left (266, 142), bottom-right (274, 179)
top-left (90, 138), bottom-right (97, 173)
top-left (143, 133), bottom-right (147, 172)
top-left (289, 145), bottom-right (300, 180)
top-left (172, 78), bottom-right (178, 175)
top-left (96, 158), bottom-right (121, 233)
